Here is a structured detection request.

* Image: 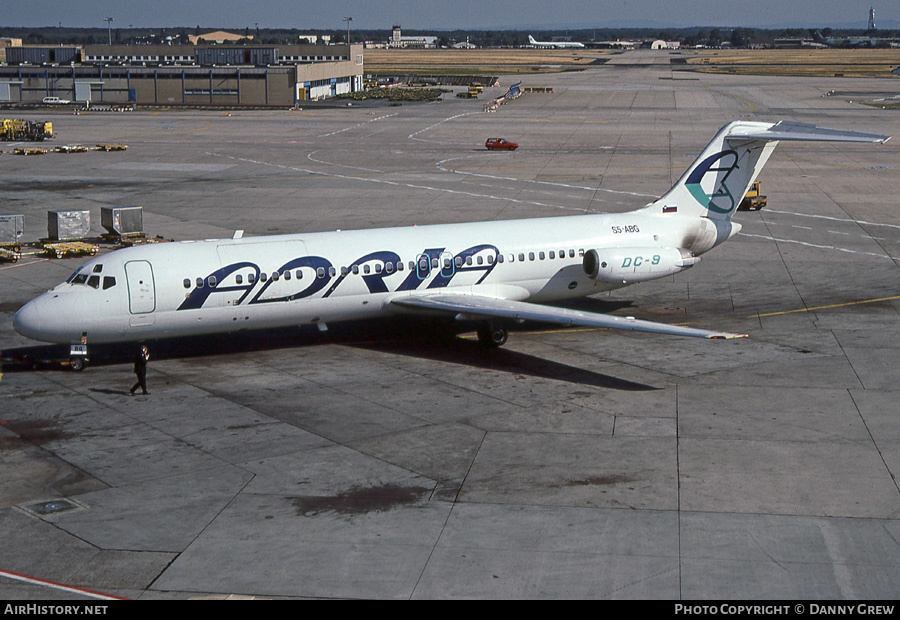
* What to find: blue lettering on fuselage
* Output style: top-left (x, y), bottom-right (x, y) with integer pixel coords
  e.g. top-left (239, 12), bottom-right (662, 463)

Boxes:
top-left (428, 244), bottom-right (498, 288)
top-left (322, 250), bottom-right (402, 297)
top-left (251, 255), bottom-right (334, 304)
top-left (396, 248), bottom-right (444, 291)
top-left (177, 244), bottom-right (500, 311)
top-left (178, 261), bottom-right (259, 310)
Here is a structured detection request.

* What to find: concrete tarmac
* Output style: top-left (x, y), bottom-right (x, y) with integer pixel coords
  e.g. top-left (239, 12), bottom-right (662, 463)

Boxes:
top-left (2, 50), bottom-right (900, 599)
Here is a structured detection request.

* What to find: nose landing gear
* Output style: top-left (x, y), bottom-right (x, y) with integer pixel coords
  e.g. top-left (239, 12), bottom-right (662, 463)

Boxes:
top-left (69, 343), bottom-right (89, 371)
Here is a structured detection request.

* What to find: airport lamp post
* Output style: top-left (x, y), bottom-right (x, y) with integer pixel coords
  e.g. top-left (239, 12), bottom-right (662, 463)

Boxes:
top-left (343, 16), bottom-right (352, 46)
top-left (104, 17), bottom-right (113, 45)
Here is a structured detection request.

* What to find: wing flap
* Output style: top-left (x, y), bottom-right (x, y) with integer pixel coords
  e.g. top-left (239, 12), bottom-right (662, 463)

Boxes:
top-left (389, 293), bottom-right (747, 340)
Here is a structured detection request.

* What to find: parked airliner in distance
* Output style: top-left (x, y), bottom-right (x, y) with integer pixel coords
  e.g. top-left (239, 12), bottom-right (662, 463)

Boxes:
top-left (528, 35), bottom-right (585, 49)
top-left (13, 121), bottom-right (889, 370)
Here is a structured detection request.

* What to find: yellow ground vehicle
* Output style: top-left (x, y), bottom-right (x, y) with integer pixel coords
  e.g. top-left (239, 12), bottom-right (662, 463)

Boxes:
top-left (457, 86), bottom-right (481, 99)
top-left (0, 119), bottom-right (53, 141)
top-left (738, 181), bottom-right (767, 211)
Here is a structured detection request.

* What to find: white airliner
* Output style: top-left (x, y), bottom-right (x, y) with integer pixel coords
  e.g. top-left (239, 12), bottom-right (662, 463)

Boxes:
top-left (528, 35), bottom-right (585, 49)
top-left (13, 120), bottom-right (889, 369)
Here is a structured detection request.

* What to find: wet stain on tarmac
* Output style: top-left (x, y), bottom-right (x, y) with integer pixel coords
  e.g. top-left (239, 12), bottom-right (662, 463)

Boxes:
top-left (288, 483), bottom-right (431, 517)
top-left (0, 420), bottom-right (69, 448)
top-left (565, 474), bottom-right (634, 487)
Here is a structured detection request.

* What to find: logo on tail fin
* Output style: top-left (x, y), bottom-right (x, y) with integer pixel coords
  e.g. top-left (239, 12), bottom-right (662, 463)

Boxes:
top-left (685, 150), bottom-right (740, 215)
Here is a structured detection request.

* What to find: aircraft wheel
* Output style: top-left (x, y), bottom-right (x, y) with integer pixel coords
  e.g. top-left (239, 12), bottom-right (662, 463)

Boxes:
top-left (69, 357), bottom-right (86, 372)
top-left (477, 324), bottom-right (508, 348)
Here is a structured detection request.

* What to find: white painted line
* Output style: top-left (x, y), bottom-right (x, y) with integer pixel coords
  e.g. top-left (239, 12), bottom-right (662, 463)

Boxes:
top-left (0, 568), bottom-right (125, 600)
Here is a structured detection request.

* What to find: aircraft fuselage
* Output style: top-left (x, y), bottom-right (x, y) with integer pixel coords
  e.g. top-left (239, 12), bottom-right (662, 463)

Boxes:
top-left (14, 211), bottom-right (701, 345)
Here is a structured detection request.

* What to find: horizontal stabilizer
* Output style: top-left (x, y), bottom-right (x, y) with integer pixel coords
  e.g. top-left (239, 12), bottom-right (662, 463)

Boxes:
top-left (726, 120), bottom-right (891, 144)
top-left (390, 293), bottom-right (747, 340)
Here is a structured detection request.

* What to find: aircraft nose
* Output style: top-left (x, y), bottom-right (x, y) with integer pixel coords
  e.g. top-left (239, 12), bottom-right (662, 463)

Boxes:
top-left (13, 297), bottom-right (46, 341)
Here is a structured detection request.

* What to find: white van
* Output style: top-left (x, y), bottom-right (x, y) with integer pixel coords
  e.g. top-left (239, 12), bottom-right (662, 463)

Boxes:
top-left (42, 96), bottom-right (71, 105)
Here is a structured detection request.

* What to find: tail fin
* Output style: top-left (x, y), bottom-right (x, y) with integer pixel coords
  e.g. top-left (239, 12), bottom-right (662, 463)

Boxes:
top-left (642, 121), bottom-right (890, 221)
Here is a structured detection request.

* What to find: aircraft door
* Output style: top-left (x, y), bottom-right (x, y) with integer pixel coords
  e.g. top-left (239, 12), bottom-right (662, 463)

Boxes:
top-left (125, 260), bottom-right (156, 314)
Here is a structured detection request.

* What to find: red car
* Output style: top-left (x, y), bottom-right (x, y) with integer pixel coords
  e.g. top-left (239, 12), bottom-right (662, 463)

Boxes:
top-left (485, 138), bottom-right (518, 151)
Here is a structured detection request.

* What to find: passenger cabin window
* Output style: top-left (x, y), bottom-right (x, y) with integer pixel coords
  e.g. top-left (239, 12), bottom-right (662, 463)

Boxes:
top-left (183, 278), bottom-right (191, 289)
top-left (236, 275), bottom-right (243, 284)
top-left (196, 277), bottom-right (204, 288)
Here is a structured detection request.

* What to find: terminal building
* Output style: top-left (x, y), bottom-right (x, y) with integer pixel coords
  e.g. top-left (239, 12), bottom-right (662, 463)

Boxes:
top-left (0, 43), bottom-right (364, 107)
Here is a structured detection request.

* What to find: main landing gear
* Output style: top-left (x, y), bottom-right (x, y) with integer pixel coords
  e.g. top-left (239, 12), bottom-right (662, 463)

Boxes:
top-left (476, 323), bottom-right (509, 348)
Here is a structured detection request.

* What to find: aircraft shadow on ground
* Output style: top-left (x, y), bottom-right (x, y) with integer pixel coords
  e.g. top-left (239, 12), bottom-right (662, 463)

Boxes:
top-left (1, 300), bottom-right (656, 391)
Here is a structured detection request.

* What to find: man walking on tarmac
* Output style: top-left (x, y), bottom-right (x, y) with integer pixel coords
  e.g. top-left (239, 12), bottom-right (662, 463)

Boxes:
top-left (130, 345), bottom-right (150, 396)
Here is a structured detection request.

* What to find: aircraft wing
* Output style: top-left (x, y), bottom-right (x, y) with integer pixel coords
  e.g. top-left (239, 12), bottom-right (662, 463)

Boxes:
top-left (388, 293), bottom-right (747, 340)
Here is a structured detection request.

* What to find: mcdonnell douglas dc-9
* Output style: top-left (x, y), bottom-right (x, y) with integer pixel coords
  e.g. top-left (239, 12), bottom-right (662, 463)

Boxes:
top-left (13, 121), bottom-right (889, 370)
top-left (528, 35), bottom-right (585, 49)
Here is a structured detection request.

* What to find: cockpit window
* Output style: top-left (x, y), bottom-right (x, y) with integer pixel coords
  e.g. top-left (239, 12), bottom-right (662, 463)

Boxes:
top-left (67, 266), bottom-right (86, 284)
top-left (103, 276), bottom-right (116, 290)
top-left (87, 275), bottom-right (100, 289)
top-left (71, 274), bottom-right (88, 285)
top-left (92, 264), bottom-right (103, 273)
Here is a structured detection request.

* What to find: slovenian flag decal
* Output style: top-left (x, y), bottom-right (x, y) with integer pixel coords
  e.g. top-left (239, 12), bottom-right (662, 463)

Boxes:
top-left (662, 205), bottom-right (677, 213)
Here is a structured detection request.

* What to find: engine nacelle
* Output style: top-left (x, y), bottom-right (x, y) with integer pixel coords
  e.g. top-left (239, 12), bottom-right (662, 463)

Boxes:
top-left (583, 247), bottom-right (699, 284)
top-left (686, 217), bottom-right (741, 256)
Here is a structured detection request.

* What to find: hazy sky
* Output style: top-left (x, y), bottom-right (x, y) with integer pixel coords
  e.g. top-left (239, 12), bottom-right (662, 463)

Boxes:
top-left (4, 0), bottom-right (897, 30)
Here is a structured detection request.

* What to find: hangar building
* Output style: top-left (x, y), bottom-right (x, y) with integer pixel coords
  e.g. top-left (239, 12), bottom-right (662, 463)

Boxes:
top-left (0, 43), bottom-right (364, 107)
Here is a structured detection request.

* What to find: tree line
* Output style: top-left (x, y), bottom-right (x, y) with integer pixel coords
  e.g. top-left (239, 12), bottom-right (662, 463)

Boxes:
top-left (2, 26), bottom-right (897, 48)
